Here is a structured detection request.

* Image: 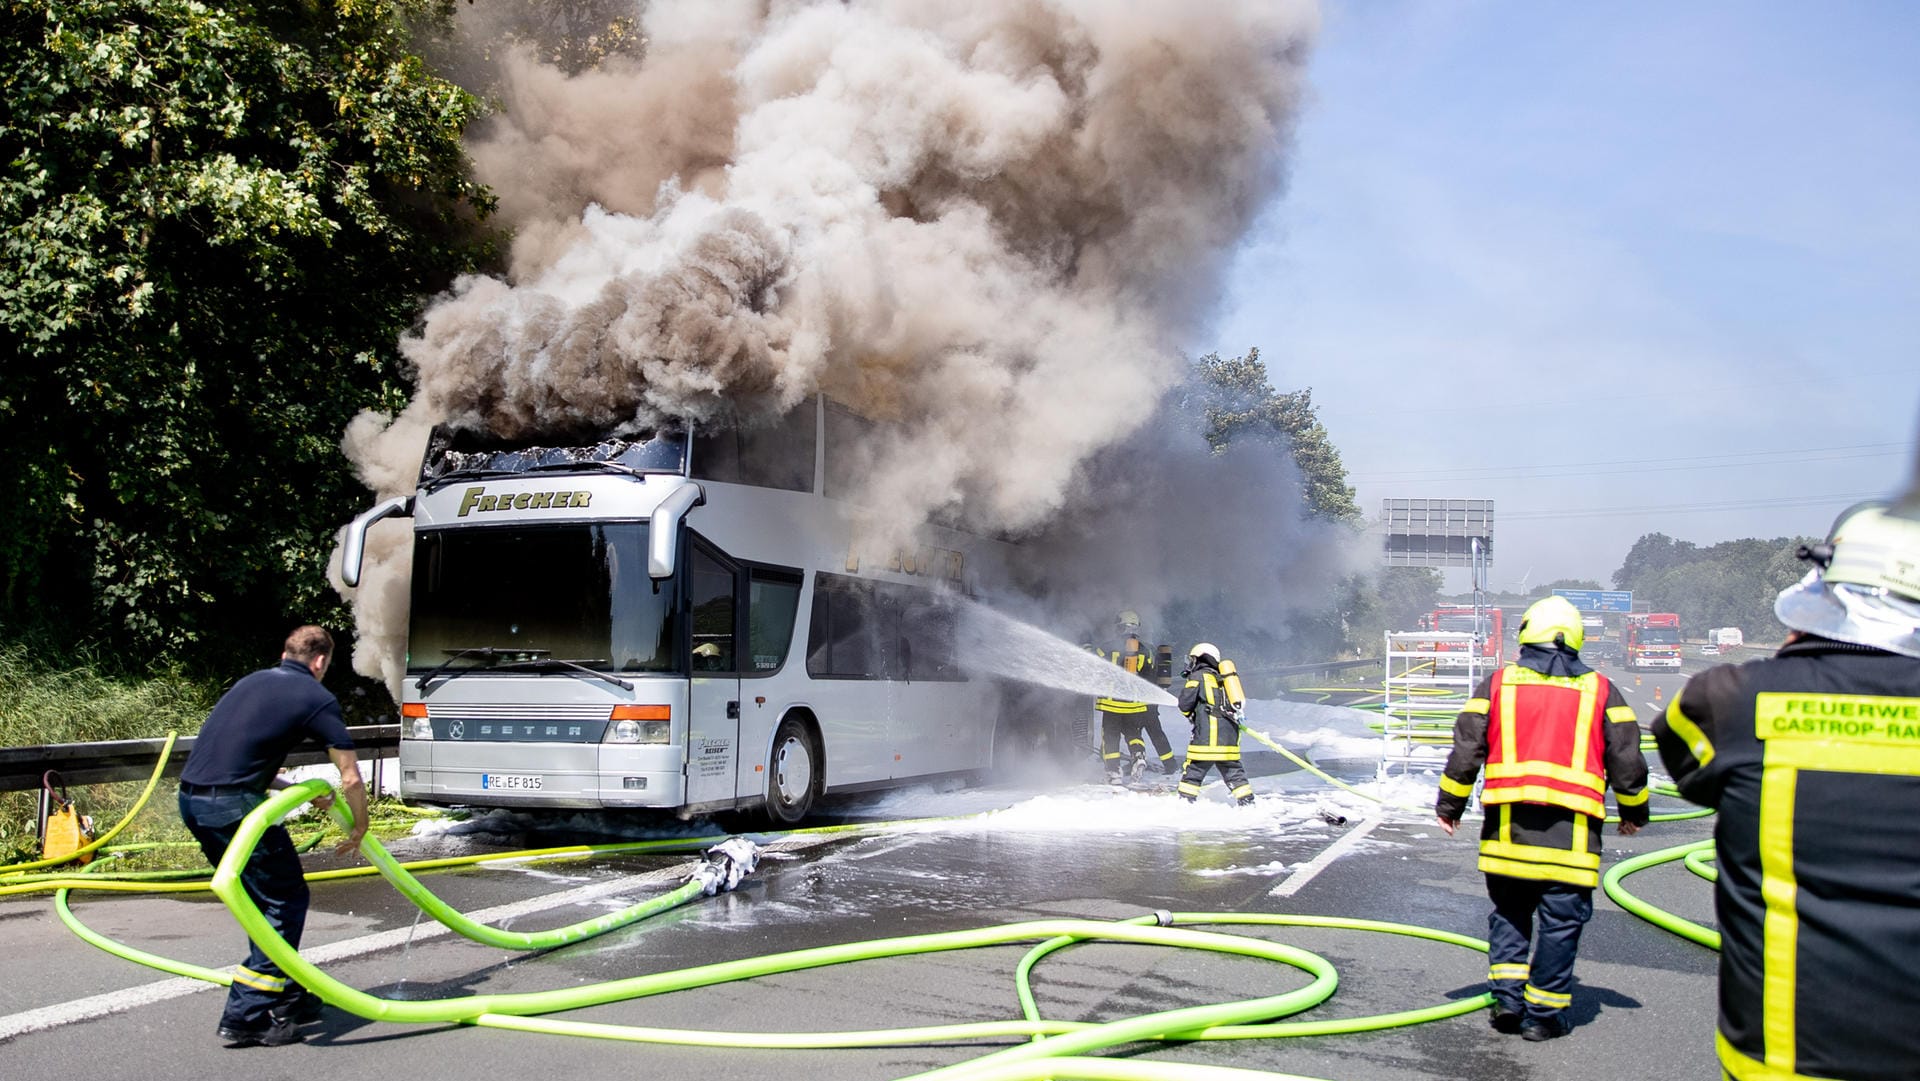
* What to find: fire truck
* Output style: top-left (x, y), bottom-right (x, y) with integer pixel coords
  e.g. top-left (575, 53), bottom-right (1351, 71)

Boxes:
top-left (1623, 612), bottom-right (1683, 670)
top-left (1419, 605), bottom-right (1504, 671)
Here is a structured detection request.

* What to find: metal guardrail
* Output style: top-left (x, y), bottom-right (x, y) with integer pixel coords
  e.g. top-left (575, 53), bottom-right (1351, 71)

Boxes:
top-left (0, 725), bottom-right (400, 793)
top-left (0, 659), bottom-right (1386, 793)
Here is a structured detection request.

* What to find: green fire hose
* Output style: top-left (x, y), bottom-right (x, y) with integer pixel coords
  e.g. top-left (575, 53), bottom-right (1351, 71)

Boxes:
top-left (49, 777), bottom-right (1501, 1081)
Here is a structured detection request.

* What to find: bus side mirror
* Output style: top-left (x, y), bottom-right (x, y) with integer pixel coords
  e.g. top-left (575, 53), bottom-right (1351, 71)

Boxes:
top-left (340, 496), bottom-right (413, 588)
top-left (648, 482), bottom-right (706, 579)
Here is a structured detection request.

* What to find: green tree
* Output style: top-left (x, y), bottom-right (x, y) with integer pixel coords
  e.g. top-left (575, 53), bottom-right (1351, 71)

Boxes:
top-left (1346, 566), bottom-right (1444, 648)
top-left (0, 0), bottom-right (494, 672)
top-left (1612, 533), bottom-right (1699, 592)
top-left (1540, 577), bottom-right (1605, 593)
top-left (438, 0), bottom-right (646, 84)
top-left (1193, 348), bottom-right (1359, 522)
top-left (1611, 534), bottom-right (1816, 642)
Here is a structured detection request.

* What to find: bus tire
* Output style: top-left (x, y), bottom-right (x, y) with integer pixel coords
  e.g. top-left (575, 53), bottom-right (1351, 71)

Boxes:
top-left (765, 716), bottom-right (818, 825)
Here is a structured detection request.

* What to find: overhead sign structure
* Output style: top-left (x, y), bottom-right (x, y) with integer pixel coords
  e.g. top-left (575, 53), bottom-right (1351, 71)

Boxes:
top-left (1553, 588), bottom-right (1633, 613)
top-left (1381, 498), bottom-right (1493, 569)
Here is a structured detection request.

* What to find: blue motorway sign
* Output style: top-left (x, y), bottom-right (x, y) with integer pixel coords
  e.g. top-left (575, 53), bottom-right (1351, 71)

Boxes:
top-left (1553, 588), bottom-right (1633, 613)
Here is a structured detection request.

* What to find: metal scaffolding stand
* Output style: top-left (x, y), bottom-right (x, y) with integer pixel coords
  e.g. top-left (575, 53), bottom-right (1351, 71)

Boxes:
top-left (1379, 630), bottom-right (1480, 784)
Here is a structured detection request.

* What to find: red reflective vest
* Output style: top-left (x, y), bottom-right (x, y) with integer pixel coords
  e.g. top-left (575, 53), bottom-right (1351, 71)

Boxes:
top-left (1481, 666), bottom-right (1612, 820)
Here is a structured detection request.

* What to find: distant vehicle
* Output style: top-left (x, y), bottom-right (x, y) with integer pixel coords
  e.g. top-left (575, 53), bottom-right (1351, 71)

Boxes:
top-left (1707, 627), bottom-right (1744, 649)
top-left (1418, 605), bottom-right (1503, 671)
top-left (1624, 613), bottom-right (1683, 670)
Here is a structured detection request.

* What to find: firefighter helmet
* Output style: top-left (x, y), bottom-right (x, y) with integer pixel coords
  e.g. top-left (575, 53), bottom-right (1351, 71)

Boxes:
top-left (1116, 610), bottom-right (1142, 632)
top-left (1517, 596), bottom-right (1585, 652)
top-left (1775, 501), bottom-right (1920, 658)
top-left (1187, 642), bottom-right (1221, 667)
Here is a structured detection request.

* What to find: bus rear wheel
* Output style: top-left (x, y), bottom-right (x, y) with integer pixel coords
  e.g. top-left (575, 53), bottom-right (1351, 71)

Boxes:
top-left (765, 717), bottom-right (817, 825)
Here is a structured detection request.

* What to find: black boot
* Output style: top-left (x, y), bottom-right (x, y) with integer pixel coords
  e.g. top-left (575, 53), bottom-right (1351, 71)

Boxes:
top-left (1520, 1014), bottom-right (1572, 1041)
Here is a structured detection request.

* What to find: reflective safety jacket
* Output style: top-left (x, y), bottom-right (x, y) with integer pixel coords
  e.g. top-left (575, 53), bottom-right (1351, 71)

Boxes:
top-left (1652, 636), bottom-right (1920, 1081)
top-left (1094, 643), bottom-right (1151, 715)
top-left (1436, 649), bottom-right (1649, 887)
top-left (1179, 662), bottom-right (1242, 761)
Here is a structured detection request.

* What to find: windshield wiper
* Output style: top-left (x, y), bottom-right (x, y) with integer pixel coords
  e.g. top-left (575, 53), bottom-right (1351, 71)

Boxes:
top-left (496, 657), bottom-right (634, 691)
top-left (421, 467), bottom-right (528, 494)
top-left (524, 460), bottom-right (650, 481)
top-left (416, 646), bottom-right (550, 694)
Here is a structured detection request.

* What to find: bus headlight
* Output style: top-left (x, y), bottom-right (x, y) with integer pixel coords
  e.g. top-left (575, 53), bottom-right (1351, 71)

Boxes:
top-left (401, 703), bottom-right (431, 740)
top-left (606, 705), bottom-right (670, 744)
top-left (606, 719), bottom-right (670, 744)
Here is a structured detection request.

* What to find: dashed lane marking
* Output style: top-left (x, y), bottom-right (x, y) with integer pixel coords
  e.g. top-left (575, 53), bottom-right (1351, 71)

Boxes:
top-left (1269, 815), bottom-right (1384, 898)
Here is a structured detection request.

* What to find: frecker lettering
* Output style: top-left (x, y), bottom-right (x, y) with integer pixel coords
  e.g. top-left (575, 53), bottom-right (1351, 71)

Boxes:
top-left (455, 485), bottom-right (594, 518)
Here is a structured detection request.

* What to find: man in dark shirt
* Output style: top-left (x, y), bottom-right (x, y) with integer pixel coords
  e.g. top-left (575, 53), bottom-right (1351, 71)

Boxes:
top-left (178, 625), bottom-right (367, 1047)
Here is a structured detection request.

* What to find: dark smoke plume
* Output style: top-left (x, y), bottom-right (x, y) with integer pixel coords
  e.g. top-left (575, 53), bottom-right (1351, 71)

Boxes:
top-left (335, 0), bottom-right (1321, 689)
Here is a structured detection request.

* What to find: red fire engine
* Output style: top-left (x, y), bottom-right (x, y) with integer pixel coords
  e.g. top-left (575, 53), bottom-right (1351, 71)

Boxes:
top-left (1623, 612), bottom-right (1683, 670)
top-left (1419, 605), bottom-right (1504, 671)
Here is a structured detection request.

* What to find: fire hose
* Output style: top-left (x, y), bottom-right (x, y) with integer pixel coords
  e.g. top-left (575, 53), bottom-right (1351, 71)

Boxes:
top-left (43, 777), bottom-right (1512, 1081)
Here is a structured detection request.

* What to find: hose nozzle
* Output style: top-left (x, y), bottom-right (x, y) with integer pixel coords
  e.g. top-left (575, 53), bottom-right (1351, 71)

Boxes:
top-left (693, 837), bottom-right (760, 896)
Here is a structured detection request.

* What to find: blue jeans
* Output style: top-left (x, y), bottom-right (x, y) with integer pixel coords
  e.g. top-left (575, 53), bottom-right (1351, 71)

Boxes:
top-left (1485, 875), bottom-right (1592, 1023)
top-left (178, 788), bottom-right (310, 1031)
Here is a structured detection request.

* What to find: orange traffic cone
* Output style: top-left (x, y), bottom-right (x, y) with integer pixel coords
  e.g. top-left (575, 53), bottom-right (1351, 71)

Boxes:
top-left (1635, 676), bottom-right (1643, 687)
top-left (1654, 685), bottom-right (1664, 701)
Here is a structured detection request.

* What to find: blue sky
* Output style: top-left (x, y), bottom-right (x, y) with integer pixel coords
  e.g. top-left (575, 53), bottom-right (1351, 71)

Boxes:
top-left (1214, 1), bottom-right (1920, 590)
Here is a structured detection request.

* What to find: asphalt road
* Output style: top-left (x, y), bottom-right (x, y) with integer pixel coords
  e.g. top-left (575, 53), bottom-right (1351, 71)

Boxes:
top-left (0, 674), bottom-right (1719, 1081)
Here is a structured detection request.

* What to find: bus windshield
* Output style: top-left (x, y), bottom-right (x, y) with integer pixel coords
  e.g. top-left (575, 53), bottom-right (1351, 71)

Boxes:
top-left (407, 523), bottom-right (680, 673)
top-left (421, 430), bottom-right (688, 487)
top-left (1639, 629), bottom-right (1680, 645)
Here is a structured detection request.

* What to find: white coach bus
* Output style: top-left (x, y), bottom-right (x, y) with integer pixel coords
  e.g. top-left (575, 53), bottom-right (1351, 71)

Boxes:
top-left (339, 397), bottom-right (1050, 823)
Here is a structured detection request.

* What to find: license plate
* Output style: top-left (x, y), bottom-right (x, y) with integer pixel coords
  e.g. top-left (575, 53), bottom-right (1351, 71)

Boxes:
top-left (482, 773), bottom-right (543, 791)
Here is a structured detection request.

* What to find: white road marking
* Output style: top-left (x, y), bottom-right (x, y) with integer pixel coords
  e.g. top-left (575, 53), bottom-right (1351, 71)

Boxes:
top-left (1269, 815), bottom-right (1384, 898)
top-left (0, 836), bottom-right (827, 1043)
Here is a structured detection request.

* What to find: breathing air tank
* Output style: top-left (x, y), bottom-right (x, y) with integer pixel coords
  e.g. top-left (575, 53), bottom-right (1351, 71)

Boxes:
top-left (1217, 658), bottom-right (1247, 711)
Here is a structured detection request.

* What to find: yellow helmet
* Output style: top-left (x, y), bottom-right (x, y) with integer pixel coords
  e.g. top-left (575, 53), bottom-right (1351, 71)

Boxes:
top-left (1518, 596), bottom-right (1584, 652)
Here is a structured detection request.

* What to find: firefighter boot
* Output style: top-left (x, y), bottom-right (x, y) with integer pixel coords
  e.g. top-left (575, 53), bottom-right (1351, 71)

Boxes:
top-left (1520, 1014), bottom-right (1572, 1042)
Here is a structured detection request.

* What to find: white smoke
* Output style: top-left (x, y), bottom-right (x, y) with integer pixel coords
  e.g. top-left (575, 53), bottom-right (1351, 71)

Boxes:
top-left (336, 0), bottom-right (1320, 688)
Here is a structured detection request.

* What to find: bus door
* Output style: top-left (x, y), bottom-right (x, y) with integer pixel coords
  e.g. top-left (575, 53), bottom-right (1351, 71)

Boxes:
top-left (686, 541), bottom-right (741, 806)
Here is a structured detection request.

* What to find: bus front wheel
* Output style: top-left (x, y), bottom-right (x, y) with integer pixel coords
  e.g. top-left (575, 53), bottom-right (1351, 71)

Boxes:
top-left (766, 717), bottom-right (817, 825)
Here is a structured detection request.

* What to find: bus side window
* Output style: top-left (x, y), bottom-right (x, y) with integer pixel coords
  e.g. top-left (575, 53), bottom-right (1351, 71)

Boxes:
top-left (806, 572), bottom-right (893, 679)
top-left (690, 428), bottom-right (742, 484)
top-left (738, 401), bottom-right (815, 492)
top-left (900, 599), bottom-right (961, 682)
top-left (748, 571), bottom-right (802, 673)
top-left (689, 546), bottom-right (735, 672)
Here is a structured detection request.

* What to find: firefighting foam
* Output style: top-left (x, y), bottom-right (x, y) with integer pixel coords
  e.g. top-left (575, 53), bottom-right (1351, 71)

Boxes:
top-left (335, 0), bottom-right (1320, 686)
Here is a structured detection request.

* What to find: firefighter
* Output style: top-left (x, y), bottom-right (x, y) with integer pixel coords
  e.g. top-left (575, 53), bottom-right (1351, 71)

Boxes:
top-left (1651, 500), bottom-right (1920, 1081)
top-left (1093, 611), bottom-right (1170, 784)
top-left (1176, 642), bottom-right (1255, 805)
top-left (177, 625), bottom-right (368, 1047)
top-left (1435, 594), bottom-right (1649, 1042)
